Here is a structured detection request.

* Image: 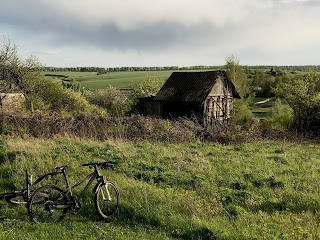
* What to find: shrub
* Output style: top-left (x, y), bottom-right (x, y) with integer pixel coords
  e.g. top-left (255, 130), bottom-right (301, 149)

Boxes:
top-left (85, 87), bottom-right (132, 116)
top-left (263, 98), bottom-right (294, 131)
top-left (233, 99), bottom-right (255, 125)
top-left (62, 78), bottom-right (81, 93)
top-left (31, 77), bottom-right (96, 113)
top-left (274, 68), bottom-right (320, 132)
top-left (132, 73), bottom-right (164, 99)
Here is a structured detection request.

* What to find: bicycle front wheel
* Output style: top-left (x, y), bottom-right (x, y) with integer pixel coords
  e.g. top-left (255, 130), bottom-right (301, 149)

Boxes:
top-left (95, 181), bottom-right (120, 219)
top-left (28, 185), bottom-right (69, 224)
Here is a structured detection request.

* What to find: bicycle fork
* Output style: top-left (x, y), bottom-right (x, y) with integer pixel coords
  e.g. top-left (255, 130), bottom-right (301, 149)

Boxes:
top-left (94, 165), bottom-right (112, 201)
top-left (101, 183), bottom-right (112, 201)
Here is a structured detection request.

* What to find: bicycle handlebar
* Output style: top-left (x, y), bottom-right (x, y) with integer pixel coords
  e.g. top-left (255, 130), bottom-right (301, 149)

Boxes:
top-left (81, 161), bottom-right (117, 168)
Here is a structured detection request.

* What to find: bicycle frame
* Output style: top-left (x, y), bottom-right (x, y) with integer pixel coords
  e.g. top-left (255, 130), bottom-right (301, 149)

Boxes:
top-left (60, 165), bottom-right (105, 201)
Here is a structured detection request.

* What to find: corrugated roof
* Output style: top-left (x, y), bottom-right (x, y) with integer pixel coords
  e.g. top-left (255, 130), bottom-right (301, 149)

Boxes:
top-left (154, 70), bottom-right (240, 102)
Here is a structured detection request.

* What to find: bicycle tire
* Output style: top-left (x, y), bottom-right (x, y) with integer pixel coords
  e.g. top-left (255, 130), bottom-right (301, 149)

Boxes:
top-left (28, 185), bottom-right (69, 224)
top-left (95, 181), bottom-right (120, 219)
top-left (5, 191), bottom-right (49, 205)
top-left (5, 193), bottom-right (27, 205)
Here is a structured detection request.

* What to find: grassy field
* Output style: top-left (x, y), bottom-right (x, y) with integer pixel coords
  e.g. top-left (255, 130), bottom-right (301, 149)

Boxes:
top-left (44, 71), bottom-right (175, 89)
top-left (44, 69), bottom-right (221, 90)
top-left (44, 68), bottom-right (311, 90)
top-left (1, 137), bottom-right (320, 239)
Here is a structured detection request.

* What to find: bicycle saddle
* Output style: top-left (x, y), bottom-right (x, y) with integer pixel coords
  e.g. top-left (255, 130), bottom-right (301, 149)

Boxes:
top-left (82, 161), bottom-right (116, 167)
top-left (54, 164), bottom-right (70, 170)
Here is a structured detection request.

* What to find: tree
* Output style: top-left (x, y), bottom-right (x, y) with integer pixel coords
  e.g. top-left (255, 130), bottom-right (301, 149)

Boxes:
top-left (0, 37), bottom-right (44, 111)
top-left (0, 38), bottom-right (20, 108)
top-left (225, 56), bottom-right (254, 124)
top-left (225, 56), bottom-right (252, 99)
top-left (0, 37), bottom-right (94, 113)
top-left (274, 68), bottom-right (320, 132)
top-left (133, 73), bottom-right (164, 98)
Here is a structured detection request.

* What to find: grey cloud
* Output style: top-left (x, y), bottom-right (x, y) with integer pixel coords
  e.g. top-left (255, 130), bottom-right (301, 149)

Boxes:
top-left (1, 0), bottom-right (320, 67)
top-left (302, 0), bottom-right (320, 6)
top-left (0, 2), bottom-right (229, 52)
top-left (50, 21), bottom-right (226, 51)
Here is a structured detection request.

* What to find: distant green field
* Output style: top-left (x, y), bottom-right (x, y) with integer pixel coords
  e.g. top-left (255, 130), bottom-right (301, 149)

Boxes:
top-left (44, 69), bottom-right (219, 90)
top-left (45, 69), bottom-right (311, 90)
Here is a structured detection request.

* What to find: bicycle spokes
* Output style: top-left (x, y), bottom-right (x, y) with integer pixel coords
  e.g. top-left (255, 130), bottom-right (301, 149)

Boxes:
top-left (28, 185), bottom-right (68, 224)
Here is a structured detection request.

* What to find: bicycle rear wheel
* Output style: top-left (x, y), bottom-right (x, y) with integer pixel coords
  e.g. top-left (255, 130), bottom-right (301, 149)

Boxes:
top-left (95, 181), bottom-right (120, 219)
top-left (5, 193), bottom-right (27, 205)
top-left (28, 185), bottom-right (69, 224)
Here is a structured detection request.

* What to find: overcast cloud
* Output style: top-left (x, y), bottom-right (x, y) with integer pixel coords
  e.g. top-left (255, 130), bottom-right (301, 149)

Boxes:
top-left (0, 0), bottom-right (319, 67)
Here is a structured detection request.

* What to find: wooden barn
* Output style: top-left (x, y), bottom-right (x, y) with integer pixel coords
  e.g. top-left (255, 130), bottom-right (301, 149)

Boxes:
top-left (140, 70), bottom-right (240, 128)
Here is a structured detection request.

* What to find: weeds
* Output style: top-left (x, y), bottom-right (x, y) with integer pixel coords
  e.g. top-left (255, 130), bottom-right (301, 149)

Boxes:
top-left (2, 111), bottom-right (318, 145)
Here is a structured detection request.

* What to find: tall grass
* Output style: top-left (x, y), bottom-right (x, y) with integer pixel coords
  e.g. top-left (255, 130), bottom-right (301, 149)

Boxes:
top-left (0, 137), bottom-right (319, 239)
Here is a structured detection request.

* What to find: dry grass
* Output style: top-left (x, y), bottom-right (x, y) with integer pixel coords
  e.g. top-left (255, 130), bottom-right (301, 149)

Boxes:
top-left (0, 111), bottom-right (196, 142)
top-left (0, 110), bottom-right (318, 144)
top-left (0, 93), bottom-right (25, 111)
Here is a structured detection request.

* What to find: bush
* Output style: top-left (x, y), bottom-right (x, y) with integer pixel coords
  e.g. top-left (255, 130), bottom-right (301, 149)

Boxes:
top-left (85, 87), bottom-right (132, 116)
top-left (233, 99), bottom-right (255, 125)
top-left (31, 77), bottom-right (96, 113)
top-left (274, 68), bottom-right (320, 132)
top-left (132, 73), bottom-right (164, 99)
top-left (62, 78), bottom-right (81, 93)
top-left (263, 98), bottom-right (293, 131)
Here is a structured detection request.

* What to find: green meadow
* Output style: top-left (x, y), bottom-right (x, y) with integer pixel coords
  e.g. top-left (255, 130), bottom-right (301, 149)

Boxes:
top-left (1, 137), bottom-right (320, 239)
top-left (45, 71), bottom-right (173, 89)
top-left (44, 69), bottom-right (222, 89)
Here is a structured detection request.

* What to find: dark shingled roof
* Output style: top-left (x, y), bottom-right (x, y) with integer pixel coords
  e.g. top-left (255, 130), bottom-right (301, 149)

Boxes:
top-left (154, 70), bottom-right (240, 102)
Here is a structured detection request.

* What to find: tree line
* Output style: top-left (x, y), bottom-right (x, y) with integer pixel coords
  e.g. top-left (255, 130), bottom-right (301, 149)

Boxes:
top-left (45, 65), bottom-right (320, 73)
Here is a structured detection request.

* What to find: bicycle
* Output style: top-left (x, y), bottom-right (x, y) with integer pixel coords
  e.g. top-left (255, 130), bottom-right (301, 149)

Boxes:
top-left (0, 169), bottom-right (61, 205)
top-left (27, 161), bottom-right (120, 224)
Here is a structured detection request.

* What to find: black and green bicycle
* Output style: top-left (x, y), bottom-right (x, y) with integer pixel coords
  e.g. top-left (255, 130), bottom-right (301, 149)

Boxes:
top-left (27, 161), bottom-right (120, 224)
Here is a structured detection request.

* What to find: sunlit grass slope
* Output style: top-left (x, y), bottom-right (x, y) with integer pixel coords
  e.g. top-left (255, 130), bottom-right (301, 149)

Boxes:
top-left (0, 138), bottom-right (319, 239)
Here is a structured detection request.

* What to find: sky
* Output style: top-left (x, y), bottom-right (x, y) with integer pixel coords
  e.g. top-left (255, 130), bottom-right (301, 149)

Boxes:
top-left (1, 0), bottom-right (320, 67)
